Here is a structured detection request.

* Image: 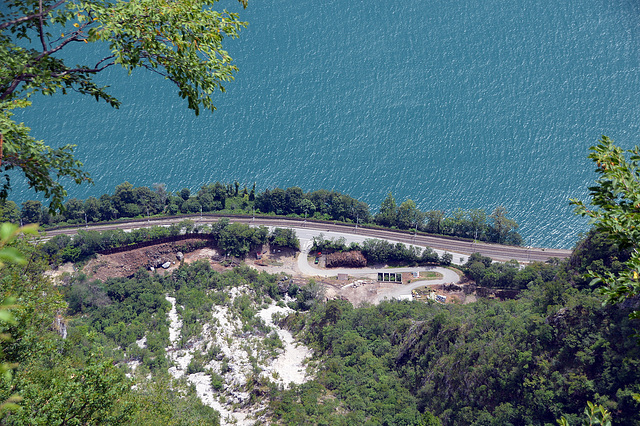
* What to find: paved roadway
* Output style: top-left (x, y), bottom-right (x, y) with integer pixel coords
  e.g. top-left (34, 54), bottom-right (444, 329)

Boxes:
top-left (294, 241), bottom-right (462, 301)
top-left (42, 214), bottom-right (572, 264)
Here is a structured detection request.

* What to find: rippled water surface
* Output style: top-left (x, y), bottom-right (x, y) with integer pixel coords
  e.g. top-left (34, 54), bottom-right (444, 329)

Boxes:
top-left (14, 0), bottom-right (640, 248)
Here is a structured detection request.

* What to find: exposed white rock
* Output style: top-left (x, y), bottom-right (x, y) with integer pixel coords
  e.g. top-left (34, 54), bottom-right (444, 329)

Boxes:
top-left (136, 336), bottom-right (146, 349)
top-left (166, 296), bottom-right (182, 346)
top-left (257, 303), bottom-right (311, 388)
top-left (164, 290), bottom-right (312, 426)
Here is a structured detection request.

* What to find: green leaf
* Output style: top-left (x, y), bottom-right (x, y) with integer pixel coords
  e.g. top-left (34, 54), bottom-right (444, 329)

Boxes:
top-left (0, 310), bottom-right (14, 324)
top-left (0, 222), bottom-right (17, 242)
top-left (20, 223), bottom-right (38, 235)
top-left (0, 247), bottom-right (26, 265)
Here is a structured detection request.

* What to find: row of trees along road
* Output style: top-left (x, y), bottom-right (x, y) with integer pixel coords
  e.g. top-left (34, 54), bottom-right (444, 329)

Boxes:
top-left (42, 219), bottom-right (300, 264)
top-left (3, 182), bottom-right (523, 246)
top-left (375, 193), bottom-right (523, 245)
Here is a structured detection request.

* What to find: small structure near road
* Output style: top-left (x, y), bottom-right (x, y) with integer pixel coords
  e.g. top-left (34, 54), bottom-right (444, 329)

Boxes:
top-left (378, 272), bottom-right (403, 283)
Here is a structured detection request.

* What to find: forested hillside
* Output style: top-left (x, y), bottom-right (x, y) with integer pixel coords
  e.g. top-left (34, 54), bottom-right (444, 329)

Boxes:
top-left (269, 229), bottom-right (640, 424)
top-left (0, 222), bottom-right (637, 424)
top-left (0, 238), bottom-right (223, 425)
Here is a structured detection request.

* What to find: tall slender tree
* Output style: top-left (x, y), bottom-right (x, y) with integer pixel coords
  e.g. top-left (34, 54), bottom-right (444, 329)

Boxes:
top-left (376, 193), bottom-right (398, 228)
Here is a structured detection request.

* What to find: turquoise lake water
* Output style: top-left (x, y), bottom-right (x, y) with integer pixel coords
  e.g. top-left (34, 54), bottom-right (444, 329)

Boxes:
top-left (12, 0), bottom-right (640, 248)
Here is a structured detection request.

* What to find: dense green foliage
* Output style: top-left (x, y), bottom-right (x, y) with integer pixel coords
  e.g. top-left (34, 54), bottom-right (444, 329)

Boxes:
top-left (462, 252), bottom-right (538, 290)
top-left (269, 227), bottom-right (300, 250)
top-left (256, 187), bottom-right (370, 223)
top-left (0, 238), bottom-right (135, 424)
top-left (375, 193), bottom-right (523, 245)
top-left (269, 242), bottom-right (640, 424)
top-left (460, 228), bottom-right (633, 292)
top-left (66, 270), bottom-right (171, 371)
top-left (41, 219), bottom-right (298, 264)
top-left (8, 181), bottom-right (523, 246)
top-left (215, 220), bottom-right (268, 257)
top-left (311, 234), bottom-right (445, 266)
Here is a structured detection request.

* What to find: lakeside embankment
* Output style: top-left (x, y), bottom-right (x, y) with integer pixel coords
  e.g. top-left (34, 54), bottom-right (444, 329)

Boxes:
top-left (42, 214), bottom-right (572, 263)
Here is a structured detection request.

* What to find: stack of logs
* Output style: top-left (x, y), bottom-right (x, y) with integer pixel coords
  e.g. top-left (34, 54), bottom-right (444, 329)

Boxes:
top-left (325, 251), bottom-right (367, 268)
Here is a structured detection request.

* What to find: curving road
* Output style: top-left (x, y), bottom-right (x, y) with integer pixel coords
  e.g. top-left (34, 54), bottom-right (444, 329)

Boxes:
top-left (41, 214), bottom-right (572, 264)
top-left (43, 215), bottom-right (564, 303)
top-left (294, 239), bottom-right (461, 302)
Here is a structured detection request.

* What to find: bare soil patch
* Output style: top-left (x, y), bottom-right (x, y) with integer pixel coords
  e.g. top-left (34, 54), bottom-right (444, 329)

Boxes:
top-left (411, 284), bottom-right (468, 304)
top-left (248, 246), bottom-right (300, 275)
top-left (79, 241), bottom-right (473, 307)
top-left (81, 243), bottom-right (300, 282)
top-left (82, 239), bottom-right (222, 281)
top-left (321, 277), bottom-right (399, 306)
top-left (44, 262), bottom-right (75, 285)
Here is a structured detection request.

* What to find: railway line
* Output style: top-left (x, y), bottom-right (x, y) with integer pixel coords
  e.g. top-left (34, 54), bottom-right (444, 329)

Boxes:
top-left (41, 214), bottom-right (572, 264)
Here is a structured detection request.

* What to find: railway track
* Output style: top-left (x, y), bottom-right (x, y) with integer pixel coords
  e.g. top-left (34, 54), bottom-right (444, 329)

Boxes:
top-left (41, 214), bottom-right (572, 263)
